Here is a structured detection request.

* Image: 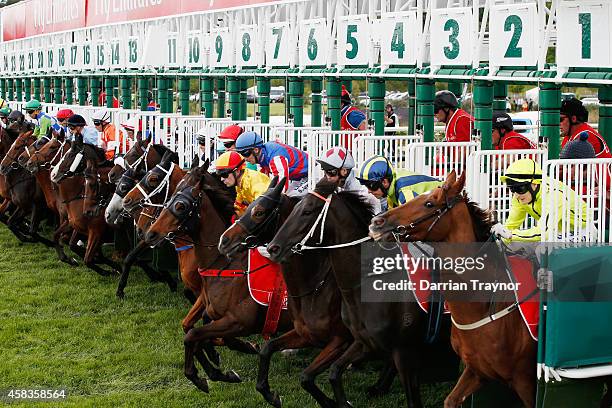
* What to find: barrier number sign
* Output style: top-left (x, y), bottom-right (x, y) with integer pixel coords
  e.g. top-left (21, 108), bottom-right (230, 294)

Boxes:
top-left (127, 36), bottom-right (140, 69)
top-left (299, 19), bottom-right (327, 67)
top-left (185, 31), bottom-right (202, 68)
top-left (236, 25), bottom-right (258, 68)
top-left (337, 15), bottom-right (370, 66)
top-left (210, 28), bottom-right (232, 68)
top-left (82, 41), bottom-right (93, 70)
top-left (490, 4), bottom-right (539, 67)
top-left (266, 22), bottom-right (290, 67)
top-left (110, 38), bottom-right (122, 69)
top-left (430, 7), bottom-right (473, 66)
top-left (166, 32), bottom-right (181, 68)
top-left (556, 1), bottom-right (612, 68)
top-left (95, 43), bottom-right (106, 68)
top-left (380, 12), bottom-right (418, 66)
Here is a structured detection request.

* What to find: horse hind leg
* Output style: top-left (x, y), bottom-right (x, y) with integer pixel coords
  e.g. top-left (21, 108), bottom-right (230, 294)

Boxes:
top-left (367, 359), bottom-right (397, 398)
top-left (444, 366), bottom-right (484, 408)
top-left (392, 347), bottom-right (423, 408)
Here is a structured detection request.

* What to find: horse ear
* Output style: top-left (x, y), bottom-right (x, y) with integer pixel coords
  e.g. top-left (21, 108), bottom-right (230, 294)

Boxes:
top-left (442, 170), bottom-right (457, 191)
top-left (200, 158), bottom-right (210, 171)
top-left (75, 133), bottom-right (84, 146)
top-left (136, 131), bottom-right (143, 143)
top-left (272, 177), bottom-right (286, 195)
top-left (268, 175), bottom-right (279, 189)
top-left (191, 154), bottom-right (200, 169)
top-left (451, 171), bottom-right (466, 195)
top-left (160, 149), bottom-right (173, 165)
top-left (58, 128), bottom-right (65, 141)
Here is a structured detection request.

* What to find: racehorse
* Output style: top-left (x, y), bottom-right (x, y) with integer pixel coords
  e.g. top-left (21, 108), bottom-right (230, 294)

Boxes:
top-left (49, 134), bottom-right (120, 276)
top-left (0, 126), bottom-right (19, 223)
top-left (219, 177), bottom-right (375, 408)
top-left (144, 158), bottom-right (292, 394)
top-left (367, 171), bottom-right (536, 407)
top-left (266, 177), bottom-right (436, 407)
top-left (107, 136), bottom-right (168, 184)
top-left (0, 129), bottom-right (51, 244)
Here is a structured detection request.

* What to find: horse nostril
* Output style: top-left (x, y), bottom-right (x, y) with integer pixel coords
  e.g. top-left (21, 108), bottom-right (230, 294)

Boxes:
top-left (267, 244), bottom-right (280, 255)
top-left (373, 217), bottom-right (386, 227)
top-left (145, 230), bottom-right (158, 243)
top-left (221, 235), bottom-right (229, 246)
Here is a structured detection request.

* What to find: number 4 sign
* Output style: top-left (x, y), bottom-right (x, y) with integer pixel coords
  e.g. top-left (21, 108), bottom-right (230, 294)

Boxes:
top-left (380, 12), bottom-right (418, 66)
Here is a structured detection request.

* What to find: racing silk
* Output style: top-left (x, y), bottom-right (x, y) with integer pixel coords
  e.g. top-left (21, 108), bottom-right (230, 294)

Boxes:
top-left (504, 178), bottom-right (589, 242)
top-left (387, 169), bottom-right (443, 209)
top-left (80, 126), bottom-right (100, 147)
top-left (100, 123), bottom-right (125, 160)
top-left (341, 170), bottom-right (382, 214)
top-left (496, 130), bottom-right (537, 150)
top-left (33, 112), bottom-right (60, 138)
top-left (258, 141), bottom-right (309, 191)
top-left (235, 169), bottom-right (270, 216)
top-left (561, 123), bottom-right (612, 158)
top-left (445, 108), bottom-right (474, 142)
top-left (341, 105), bottom-right (367, 130)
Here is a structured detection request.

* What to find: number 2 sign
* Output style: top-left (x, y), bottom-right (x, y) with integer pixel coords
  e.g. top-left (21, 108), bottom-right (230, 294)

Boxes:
top-left (430, 7), bottom-right (473, 67)
top-left (489, 4), bottom-right (539, 67)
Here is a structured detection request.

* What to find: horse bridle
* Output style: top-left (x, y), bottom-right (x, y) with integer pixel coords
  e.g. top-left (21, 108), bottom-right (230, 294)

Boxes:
top-left (135, 162), bottom-right (175, 209)
top-left (84, 172), bottom-right (110, 212)
top-left (3, 137), bottom-right (35, 172)
top-left (123, 142), bottom-right (151, 172)
top-left (236, 194), bottom-right (282, 249)
top-left (163, 184), bottom-right (203, 240)
top-left (392, 189), bottom-right (464, 241)
top-left (30, 137), bottom-right (67, 171)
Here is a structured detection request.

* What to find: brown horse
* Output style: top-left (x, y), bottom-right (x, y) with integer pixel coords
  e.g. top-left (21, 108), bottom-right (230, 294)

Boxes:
top-left (267, 178), bottom-right (444, 408)
top-left (107, 136), bottom-right (167, 184)
top-left (219, 177), bottom-right (366, 408)
top-left (0, 126), bottom-right (19, 222)
top-left (368, 171), bottom-right (536, 407)
top-left (0, 129), bottom-right (51, 244)
top-left (49, 134), bottom-right (119, 276)
top-left (144, 159), bottom-right (292, 394)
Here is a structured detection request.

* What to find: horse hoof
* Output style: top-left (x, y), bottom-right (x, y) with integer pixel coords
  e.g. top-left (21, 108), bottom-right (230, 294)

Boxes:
top-left (225, 370), bottom-right (242, 383)
top-left (366, 385), bottom-right (385, 398)
top-left (116, 290), bottom-right (125, 300)
top-left (187, 375), bottom-right (209, 393)
top-left (269, 391), bottom-right (282, 408)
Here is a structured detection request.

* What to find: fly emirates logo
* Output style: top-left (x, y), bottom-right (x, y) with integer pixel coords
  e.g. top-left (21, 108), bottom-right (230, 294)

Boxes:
top-left (32, 0), bottom-right (82, 33)
top-left (91, 0), bottom-right (164, 22)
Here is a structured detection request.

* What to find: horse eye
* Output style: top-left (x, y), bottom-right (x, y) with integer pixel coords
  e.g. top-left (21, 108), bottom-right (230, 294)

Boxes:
top-left (303, 210), bottom-right (312, 216)
top-left (175, 202), bottom-right (186, 211)
top-left (425, 201), bottom-right (434, 208)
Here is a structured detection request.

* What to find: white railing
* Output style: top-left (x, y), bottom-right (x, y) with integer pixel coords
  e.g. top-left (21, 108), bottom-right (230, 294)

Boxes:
top-left (407, 141), bottom-right (479, 179)
top-left (354, 135), bottom-right (421, 171)
top-left (541, 159), bottom-right (612, 243)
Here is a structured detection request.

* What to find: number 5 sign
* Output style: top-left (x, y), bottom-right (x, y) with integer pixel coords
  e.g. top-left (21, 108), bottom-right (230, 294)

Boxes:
top-left (337, 15), bottom-right (371, 67)
top-left (430, 8), bottom-right (473, 67)
top-left (489, 4), bottom-right (539, 68)
top-left (556, 1), bottom-right (612, 69)
top-left (299, 19), bottom-right (327, 68)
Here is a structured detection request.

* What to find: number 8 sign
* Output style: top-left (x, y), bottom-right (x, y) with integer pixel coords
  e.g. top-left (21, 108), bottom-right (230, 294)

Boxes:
top-left (337, 15), bottom-right (370, 67)
top-left (489, 4), bottom-right (539, 68)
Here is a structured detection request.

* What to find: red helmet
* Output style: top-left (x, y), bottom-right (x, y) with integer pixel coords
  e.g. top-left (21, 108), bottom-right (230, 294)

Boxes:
top-left (215, 151), bottom-right (245, 175)
top-left (341, 85), bottom-right (351, 105)
top-left (218, 125), bottom-right (244, 143)
top-left (56, 109), bottom-right (74, 120)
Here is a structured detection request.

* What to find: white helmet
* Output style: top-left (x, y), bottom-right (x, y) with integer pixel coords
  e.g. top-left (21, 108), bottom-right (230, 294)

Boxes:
top-left (92, 109), bottom-right (111, 123)
top-left (121, 117), bottom-right (138, 131)
top-left (316, 146), bottom-right (355, 170)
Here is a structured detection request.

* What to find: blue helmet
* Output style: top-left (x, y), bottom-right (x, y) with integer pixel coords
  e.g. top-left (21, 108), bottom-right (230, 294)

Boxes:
top-left (235, 131), bottom-right (264, 155)
top-left (357, 156), bottom-right (393, 183)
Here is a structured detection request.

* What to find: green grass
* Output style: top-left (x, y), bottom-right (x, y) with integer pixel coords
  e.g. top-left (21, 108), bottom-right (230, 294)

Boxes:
top-left (0, 226), bottom-right (451, 407)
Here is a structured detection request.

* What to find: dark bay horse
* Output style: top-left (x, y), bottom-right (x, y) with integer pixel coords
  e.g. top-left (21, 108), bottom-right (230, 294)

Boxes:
top-left (107, 136), bottom-right (168, 184)
top-left (219, 177), bottom-right (364, 408)
top-left (267, 178), bottom-right (450, 408)
top-left (0, 126), bottom-right (19, 222)
top-left (368, 171), bottom-right (536, 407)
top-left (144, 159), bottom-right (292, 394)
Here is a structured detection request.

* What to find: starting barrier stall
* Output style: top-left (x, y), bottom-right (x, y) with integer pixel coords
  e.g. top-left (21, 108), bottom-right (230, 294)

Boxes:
top-left (406, 141), bottom-right (479, 179)
top-left (353, 134), bottom-right (421, 171)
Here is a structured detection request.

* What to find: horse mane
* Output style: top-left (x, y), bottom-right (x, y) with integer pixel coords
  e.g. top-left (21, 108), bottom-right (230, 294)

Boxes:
top-left (314, 178), bottom-right (375, 226)
top-left (201, 171), bottom-right (237, 223)
top-left (151, 144), bottom-right (177, 163)
top-left (462, 193), bottom-right (495, 241)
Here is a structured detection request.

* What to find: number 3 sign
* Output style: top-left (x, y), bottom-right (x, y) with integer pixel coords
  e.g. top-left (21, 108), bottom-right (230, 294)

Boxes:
top-left (430, 7), bottom-right (474, 67)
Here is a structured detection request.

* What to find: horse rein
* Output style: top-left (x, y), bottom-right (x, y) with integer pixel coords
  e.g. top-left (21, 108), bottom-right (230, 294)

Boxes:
top-left (135, 162), bottom-right (175, 209)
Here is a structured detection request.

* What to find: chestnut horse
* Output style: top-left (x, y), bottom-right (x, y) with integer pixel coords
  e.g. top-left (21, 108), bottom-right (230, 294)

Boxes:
top-left (144, 159), bottom-right (292, 393)
top-left (368, 171), bottom-right (536, 407)
top-left (219, 177), bottom-right (372, 408)
top-left (267, 178), bottom-right (445, 408)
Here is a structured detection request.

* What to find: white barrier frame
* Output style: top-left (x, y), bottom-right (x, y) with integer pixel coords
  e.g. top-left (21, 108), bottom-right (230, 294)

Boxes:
top-left (353, 135), bottom-right (421, 171)
top-left (406, 141), bottom-right (479, 179)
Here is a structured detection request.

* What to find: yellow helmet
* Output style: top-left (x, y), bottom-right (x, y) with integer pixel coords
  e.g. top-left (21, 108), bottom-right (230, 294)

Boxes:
top-left (500, 159), bottom-right (542, 185)
top-left (215, 151), bottom-right (245, 175)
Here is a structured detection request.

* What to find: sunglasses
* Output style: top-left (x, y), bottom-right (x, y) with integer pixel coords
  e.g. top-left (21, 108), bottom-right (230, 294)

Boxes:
top-left (238, 149), bottom-right (253, 157)
top-left (508, 183), bottom-right (530, 194)
top-left (362, 180), bottom-right (382, 191)
top-left (223, 141), bottom-right (235, 149)
top-left (26, 110), bottom-right (35, 114)
top-left (324, 169), bottom-right (340, 177)
top-left (68, 125), bottom-right (76, 130)
top-left (216, 169), bottom-right (234, 178)
top-left (93, 120), bottom-right (102, 126)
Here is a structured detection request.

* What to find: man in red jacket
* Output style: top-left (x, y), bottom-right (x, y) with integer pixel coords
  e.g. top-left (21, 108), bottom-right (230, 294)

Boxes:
top-left (560, 98), bottom-right (611, 158)
top-left (492, 111), bottom-right (536, 150)
top-left (434, 90), bottom-right (474, 142)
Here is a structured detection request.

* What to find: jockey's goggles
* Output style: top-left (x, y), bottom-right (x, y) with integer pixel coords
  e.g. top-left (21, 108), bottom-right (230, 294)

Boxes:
top-left (508, 182), bottom-right (530, 194)
top-left (93, 120), bottom-right (103, 126)
top-left (237, 148), bottom-right (254, 157)
top-left (360, 179), bottom-right (382, 191)
top-left (222, 141), bottom-right (235, 149)
top-left (26, 109), bottom-right (35, 114)
top-left (216, 168), bottom-right (236, 178)
top-left (324, 168), bottom-right (340, 177)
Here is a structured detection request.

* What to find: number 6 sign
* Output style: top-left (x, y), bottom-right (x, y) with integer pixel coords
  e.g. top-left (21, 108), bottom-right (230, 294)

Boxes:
top-left (299, 19), bottom-right (328, 68)
top-left (337, 15), bottom-right (370, 67)
top-left (430, 7), bottom-right (473, 67)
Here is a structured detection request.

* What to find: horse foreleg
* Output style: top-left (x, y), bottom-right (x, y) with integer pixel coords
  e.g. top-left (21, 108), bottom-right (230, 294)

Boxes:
top-left (53, 221), bottom-right (78, 266)
top-left (256, 329), bottom-right (313, 408)
top-left (0, 198), bottom-right (12, 223)
top-left (223, 337), bottom-right (260, 354)
top-left (328, 341), bottom-right (368, 408)
top-left (367, 360), bottom-right (396, 398)
top-left (182, 295), bottom-right (205, 333)
top-left (444, 366), bottom-right (484, 408)
top-left (510, 360), bottom-right (536, 408)
top-left (68, 230), bottom-right (86, 259)
top-left (601, 377), bottom-right (612, 408)
top-left (7, 208), bottom-right (33, 242)
top-left (299, 335), bottom-right (351, 408)
top-left (29, 205), bottom-right (54, 247)
top-left (392, 348), bottom-right (423, 408)
top-left (84, 231), bottom-right (111, 277)
top-left (116, 240), bottom-right (149, 299)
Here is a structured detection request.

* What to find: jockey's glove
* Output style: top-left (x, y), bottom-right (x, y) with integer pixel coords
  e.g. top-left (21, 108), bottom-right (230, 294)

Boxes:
top-left (491, 223), bottom-right (512, 240)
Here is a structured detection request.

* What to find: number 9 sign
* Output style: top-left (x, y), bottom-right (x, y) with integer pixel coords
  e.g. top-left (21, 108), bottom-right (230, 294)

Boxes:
top-left (430, 8), bottom-right (473, 67)
top-left (299, 19), bottom-right (327, 68)
top-left (210, 28), bottom-right (232, 68)
top-left (489, 4), bottom-right (539, 68)
top-left (337, 15), bottom-right (370, 67)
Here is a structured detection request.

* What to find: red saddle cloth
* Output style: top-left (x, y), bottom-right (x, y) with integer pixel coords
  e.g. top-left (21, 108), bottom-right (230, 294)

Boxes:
top-left (400, 245), bottom-right (539, 340)
top-left (248, 249), bottom-right (288, 339)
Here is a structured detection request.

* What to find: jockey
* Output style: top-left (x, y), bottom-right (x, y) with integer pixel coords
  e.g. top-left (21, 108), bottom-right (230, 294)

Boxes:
top-left (492, 111), bottom-right (536, 150)
top-left (56, 109), bottom-right (74, 135)
top-left (560, 98), bottom-right (612, 158)
top-left (235, 131), bottom-right (309, 197)
top-left (317, 146), bottom-right (381, 214)
top-left (66, 115), bottom-right (100, 147)
top-left (491, 158), bottom-right (589, 242)
top-left (25, 99), bottom-right (60, 138)
top-left (92, 109), bottom-right (124, 160)
top-left (357, 156), bottom-right (443, 210)
top-left (340, 85), bottom-right (367, 131)
top-left (0, 107), bottom-right (12, 129)
top-left (215, 151), bottom-right (270, 217)
top-left (434, 90), bottom-right (474, 142)
top-left (215, 124), bottom-right (256, 171)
